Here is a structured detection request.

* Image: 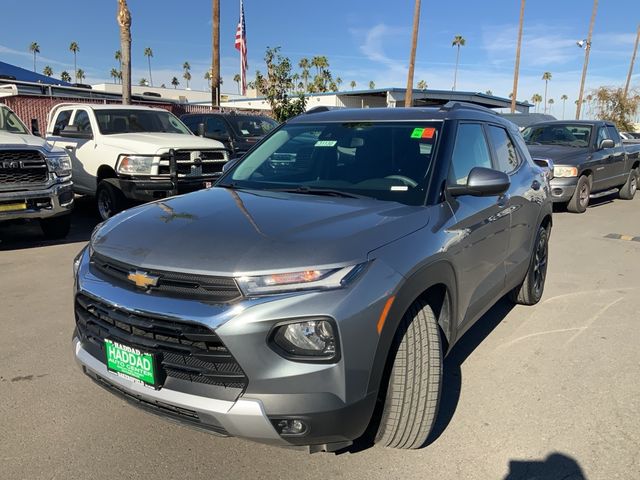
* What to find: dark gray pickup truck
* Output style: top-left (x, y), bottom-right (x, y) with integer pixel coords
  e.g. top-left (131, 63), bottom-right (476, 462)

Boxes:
top-left (523, 120), bottom-right (640, 213)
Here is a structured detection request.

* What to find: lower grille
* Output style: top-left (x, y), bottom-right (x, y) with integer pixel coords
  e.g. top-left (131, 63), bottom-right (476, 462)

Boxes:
top-left (0, 149), bottom-right (48, 185)
top-left (75, 293), bottom-right (248, 390)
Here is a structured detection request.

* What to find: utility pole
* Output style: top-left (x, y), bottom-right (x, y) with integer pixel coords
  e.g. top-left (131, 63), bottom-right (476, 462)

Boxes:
top-left (404, 0), bottom-right (421, 107)
top-left (510, 0), bottom-right (526, 113)
top-left (624, 23), bottom-right (640, 100)
top-left (576, 0), bottom-right (598, 120)
top-left (212, 0), bottom-right (221, 107)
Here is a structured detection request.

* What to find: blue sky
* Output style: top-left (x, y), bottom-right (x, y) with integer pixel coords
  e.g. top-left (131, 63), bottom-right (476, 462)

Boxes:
top-left (1, 0), bottom-right (638, 115)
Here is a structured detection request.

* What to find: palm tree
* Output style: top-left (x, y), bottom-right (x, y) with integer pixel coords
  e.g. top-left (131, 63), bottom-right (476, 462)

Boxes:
top-left (117, 0), bottom-right (132, 104)
top-left (183, 62), bottom-right (191, 88)
top-left (531, 93), bottom-right (542, 112)
top-left (485, 89), bottom-right (493, 95)
top-left (69, 42), bottom-right (79, 81)
top-left (547, 98), bottom-right (555, 113)
top-left (299, 58), bottom-right (310, 92)
top-left (350, 80), bottom-right (356, 90)
top-left (110, 68), bottom-right (119, 83)
top-left (335, 77), bottom-right (343, 91)
top-left (204, 70), bottom-right (211, 89)
top-left (60, 71), bottom-right (71, 83)
top-left (171, 77), bottom-right (179, 89)
top-left (76, 69), bottom-right (85, 82)
top-left (43, 65), bottom-right (53, 77)
top-left (369, 80), bottom-right (375, 90)
top-left (139, 78), bottom-right (148, 86)
top-left (144, 47), bottom-right (154, 86)
top-left (233, 73), bottom-right (241, 94)
top-left (451, 35), bottom-right (466, 91)
top-left (115, 50), bottom-right (122, 71)
top-left (310, 56), bottom-right (321, 75)
top-left (560, 94), bottom-right (569, 119)
top-left (29, 42), bottom-right (40, 72)
top-left (417, 80), bottom-right (428, 90)
top-left (542, 71), bottom-right (552, 113)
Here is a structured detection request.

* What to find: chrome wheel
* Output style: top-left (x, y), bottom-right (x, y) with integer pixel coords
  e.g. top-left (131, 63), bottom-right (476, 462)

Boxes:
top-left (579, 182), bottom-right (590, 208)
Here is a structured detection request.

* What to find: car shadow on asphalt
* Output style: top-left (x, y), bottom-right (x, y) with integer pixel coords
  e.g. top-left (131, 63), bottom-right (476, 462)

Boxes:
top-left (504, 452), bottom-right (586, 479)
top-left (0, 196), bottom-right (99, 251)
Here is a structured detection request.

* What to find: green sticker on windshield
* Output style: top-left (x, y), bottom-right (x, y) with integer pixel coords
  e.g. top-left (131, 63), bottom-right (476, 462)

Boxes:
top-left (411, 128), bottom-right (424, 138)
top-left (315, 140), bottom-right (337, 147)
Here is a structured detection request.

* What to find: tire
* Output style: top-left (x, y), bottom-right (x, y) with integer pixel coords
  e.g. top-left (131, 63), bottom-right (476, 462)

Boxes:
top-left (375, 301), bottom-right (442, 449)
top-left (39, 214), bottom-right (71, 240)
top-left (618, 168), bottom-right (638, 200)
top-left (567, 175), bottom-right (591, 213)
top-left (509, 225), bottom-right (549, 306)
top-left (96, 180), bottom-right (126, 221)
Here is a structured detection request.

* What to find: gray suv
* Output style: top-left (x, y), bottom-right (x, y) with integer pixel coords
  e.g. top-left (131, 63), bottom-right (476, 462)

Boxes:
top-left (72, 103), bottom-right (552, 452)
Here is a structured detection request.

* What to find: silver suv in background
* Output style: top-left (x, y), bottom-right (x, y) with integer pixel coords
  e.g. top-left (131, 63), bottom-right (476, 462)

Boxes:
top-left (0, 103), bottom-right (73, 239)
top-left (73, 103), bottom-right (552, 452)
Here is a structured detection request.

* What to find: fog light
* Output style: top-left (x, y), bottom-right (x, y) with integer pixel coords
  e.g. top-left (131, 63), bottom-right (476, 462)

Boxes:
top-left (274, 419), bottom-right (308, 436)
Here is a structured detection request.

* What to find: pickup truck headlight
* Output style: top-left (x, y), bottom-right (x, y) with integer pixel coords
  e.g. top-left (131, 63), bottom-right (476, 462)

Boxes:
top-left (117, 155), bottom-right (154, 175)
top-left (235, 263), bottom-right (366, 296)
top-left (553, 166), bottom-right (578, 178)
top-left (47, 154), bottom-right (72, 177)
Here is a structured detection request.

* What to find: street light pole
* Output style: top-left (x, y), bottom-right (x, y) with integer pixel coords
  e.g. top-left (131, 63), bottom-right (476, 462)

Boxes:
top-left (405, 0), bottom-right (421, 107)
top-left (212, 0), bottom-right (221, 107)
top-left (624, 24), bottom-right (640, 100)
top-left (510, 0), bottom-right (526, 113)
top-left (576, 0), bottom-right (598, 120)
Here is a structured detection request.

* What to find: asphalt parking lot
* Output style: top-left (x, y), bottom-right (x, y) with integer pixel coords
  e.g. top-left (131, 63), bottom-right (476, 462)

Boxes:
top-left (1, 195), bottom-right (639, 480)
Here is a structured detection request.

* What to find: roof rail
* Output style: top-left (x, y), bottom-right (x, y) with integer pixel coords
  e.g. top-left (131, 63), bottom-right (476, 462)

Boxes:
top-left (439, 101), bottom-right (498, 115)
top-left (305, 106), bottom-right (344, 115)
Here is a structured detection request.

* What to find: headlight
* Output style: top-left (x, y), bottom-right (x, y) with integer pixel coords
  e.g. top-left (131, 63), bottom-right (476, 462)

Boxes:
top-left (271, 319), bottom-right (338, 361)
top-left (47, 154), bottom-right (72, 177)
top-left (235, 263), bottom-right (366, 296)
top-left (553, 166), bottom-right (578, 178)
top-left (117, 155), bottom-right (154, 175)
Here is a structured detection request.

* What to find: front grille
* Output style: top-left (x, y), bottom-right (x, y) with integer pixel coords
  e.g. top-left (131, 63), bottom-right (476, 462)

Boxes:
top-left (0, 149), bottom-right (48, 185)
top-left (158, 149), bottom-right (227, 178)
top-left (75, 293), bottom-right (248, 390)
top-left (90, 252), bottom-right (242, 303)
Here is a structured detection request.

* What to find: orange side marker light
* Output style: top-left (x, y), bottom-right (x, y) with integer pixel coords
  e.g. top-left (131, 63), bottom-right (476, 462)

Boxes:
top-left (377, 296), bottom-right (396, 335)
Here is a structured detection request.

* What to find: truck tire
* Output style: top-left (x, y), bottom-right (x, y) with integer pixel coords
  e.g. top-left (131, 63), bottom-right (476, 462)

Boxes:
top-left (375, 300), bottom-right (442, 449)
top-left (618, 168), bottom-right (638, 200)
top-left (39, 214), bottom-right (71, 240)
top-left (509, 225), bottom-right (549, 306)
top-left (96, 181), bottom-right (126, 221)
top-left (567, 175), bottom-right (591, 213)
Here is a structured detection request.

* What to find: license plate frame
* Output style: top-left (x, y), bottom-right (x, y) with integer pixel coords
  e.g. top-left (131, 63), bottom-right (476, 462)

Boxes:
top-left (0, 202), bottom-right (27, 212)
top-left (104, 339), bottom-right (158, 388)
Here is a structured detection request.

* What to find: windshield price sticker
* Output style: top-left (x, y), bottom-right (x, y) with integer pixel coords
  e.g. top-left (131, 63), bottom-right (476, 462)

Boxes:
top-left (315, 140), bottom-right (338, 147)
top-left (411, 127), bottom-right (435, 139)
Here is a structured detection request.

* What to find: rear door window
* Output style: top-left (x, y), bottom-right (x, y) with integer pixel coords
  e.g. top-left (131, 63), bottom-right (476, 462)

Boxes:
top-left (487, 125), bottom-right (521, 174)
top-left (71, 110), bottom-right (93, 135)
top-left (450, 123), bottom-right (492, 185)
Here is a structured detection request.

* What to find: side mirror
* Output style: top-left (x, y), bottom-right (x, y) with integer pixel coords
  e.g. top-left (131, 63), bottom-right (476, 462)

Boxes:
top-left (197, 122), bottom-right (205, 137)
top-left (222, 157), bottom-right (240, 173)
top-left (599, 138), bottom-right (614, 150)
top-left (533, 157), bottom-right (554, 179)
top-left (31, 118), bottom-right (41, 137)
top-left (448, 167), bottom-right (511, 197)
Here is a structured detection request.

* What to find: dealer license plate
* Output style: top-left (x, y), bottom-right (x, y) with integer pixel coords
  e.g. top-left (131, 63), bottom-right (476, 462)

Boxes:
top-left (105, 339), bottom-right (157, 387)
top-left (0, 202), bottom-right (27, 212)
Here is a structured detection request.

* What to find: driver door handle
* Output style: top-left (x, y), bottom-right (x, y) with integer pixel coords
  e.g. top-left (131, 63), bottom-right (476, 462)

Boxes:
top-left (65, 145), bottom-right (76, 151)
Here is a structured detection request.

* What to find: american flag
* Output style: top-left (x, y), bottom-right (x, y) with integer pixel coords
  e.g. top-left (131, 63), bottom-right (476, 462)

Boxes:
top-left (234, 0), bottom-right (248, 95)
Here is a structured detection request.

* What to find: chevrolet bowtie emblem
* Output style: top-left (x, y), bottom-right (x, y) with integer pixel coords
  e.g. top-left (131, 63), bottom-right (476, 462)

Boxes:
top-left (127, 270), bottom-right (159, 289)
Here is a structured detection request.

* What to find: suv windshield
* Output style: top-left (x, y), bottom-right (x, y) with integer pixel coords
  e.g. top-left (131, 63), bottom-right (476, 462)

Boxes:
top-left (522, 123), bottom-right (591, 147)
top-left (0, 106), bottom-right (29, 134)
top-left (94, 109), bottom-right (191, 135)
top-left (221, 121), bottom-right (441, 206)
top-left (229, 115), bottom-right (278, 137)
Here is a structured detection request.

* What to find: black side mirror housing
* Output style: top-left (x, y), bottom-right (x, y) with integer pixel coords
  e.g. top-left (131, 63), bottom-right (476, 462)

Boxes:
top-left (599, 138), bottom-right (614, 150)
top-left (222, 157), bottom-right (240, 173)
top-left (31, 119), bottom-right (41, 137)
top-left (197, 122), bottom-right (205, 137)
top-left (448, 167), bottom-right (511, 197)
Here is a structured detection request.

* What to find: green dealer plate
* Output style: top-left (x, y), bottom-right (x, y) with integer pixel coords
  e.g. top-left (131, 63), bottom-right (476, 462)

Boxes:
top-left (105, 339), bottom-right (157, 387)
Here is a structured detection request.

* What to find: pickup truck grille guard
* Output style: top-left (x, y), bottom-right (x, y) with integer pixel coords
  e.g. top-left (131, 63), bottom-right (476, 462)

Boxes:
top-left (158, 148), bottom-right (229, 179)
top-left (0, 149), bottom-right (49, 187)
top-left (75, 293), bottom-right (248, 391)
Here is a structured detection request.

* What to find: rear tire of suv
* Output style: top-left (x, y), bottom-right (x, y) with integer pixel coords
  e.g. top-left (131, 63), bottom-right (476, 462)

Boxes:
top-left (97, 181), bottom-right (126, 221)
top-left (375, 301), bottom-right (442, 449)
top-left (509, 225), bottom-right (549, 306)
top-left (39, 214), bottom-right (71, 240)
top-left (618, 168), bottom-right (638, 200)
top-left (567, 175), bottom-right (591, 213)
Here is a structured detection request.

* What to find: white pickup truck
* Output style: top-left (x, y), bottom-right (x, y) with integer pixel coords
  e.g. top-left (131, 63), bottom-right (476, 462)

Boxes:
top-left (45, 104), bottom-right (228, 220)
top-left (0, 103), bottom-right (73, 238)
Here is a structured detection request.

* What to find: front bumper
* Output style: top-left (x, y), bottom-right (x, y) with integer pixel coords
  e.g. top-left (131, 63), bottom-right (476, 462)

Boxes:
top-left (115, 176), bottom-right (218, 202)
top-left (0, 180), bottom-right (74, 221)
top-left (549, 176), bottom-right (579, 203)
top-left (72, 249), bottom-right (399, 450)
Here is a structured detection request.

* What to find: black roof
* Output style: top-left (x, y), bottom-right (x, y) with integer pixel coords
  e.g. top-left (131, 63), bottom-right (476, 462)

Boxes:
top-left (287, 102), bottom-right (512, 125)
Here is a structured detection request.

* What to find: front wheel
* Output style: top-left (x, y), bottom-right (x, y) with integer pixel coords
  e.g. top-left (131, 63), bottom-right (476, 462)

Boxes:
top-left (509, 225), bottom-right (549, 306)
top-left (39, 214), bottom-right (71, 240)
top-left (567, 175), bottom-right (591, 213)
top-left (96, 181), bottom-right (126, 221)
top-left (375, 301), bottom-right (442, 449)
top-left (618, 168), bottom-right (638, 200)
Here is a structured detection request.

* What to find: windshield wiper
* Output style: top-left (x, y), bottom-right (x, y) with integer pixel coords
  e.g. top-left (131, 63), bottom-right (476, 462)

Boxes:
top-left (271, 186), bottom-right (364, 199)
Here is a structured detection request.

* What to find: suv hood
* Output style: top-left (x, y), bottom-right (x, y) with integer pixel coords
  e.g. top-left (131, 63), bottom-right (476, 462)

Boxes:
top-left (101, 133), bottom-right (224, 154)
top-left (527, 144), bottom-right (590, 165)
top-left (92, 187), bottom-right (430, 275)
